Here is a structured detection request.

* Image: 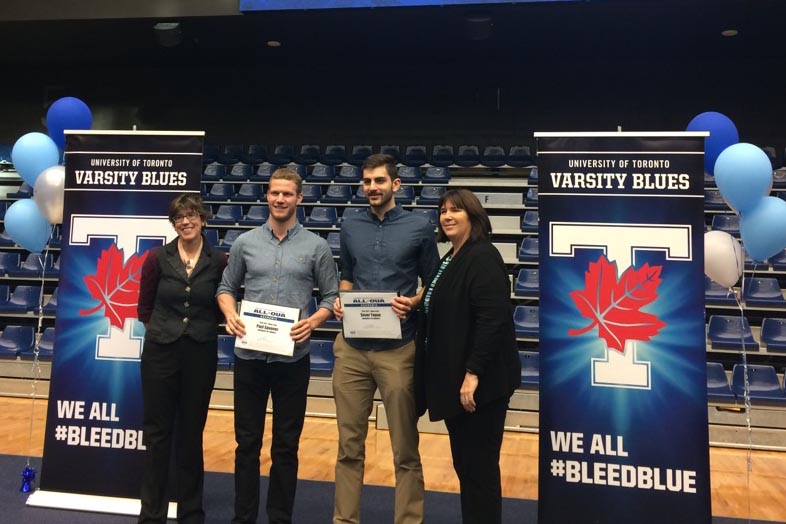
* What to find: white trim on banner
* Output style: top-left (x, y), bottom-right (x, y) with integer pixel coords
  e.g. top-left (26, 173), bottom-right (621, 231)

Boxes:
top-left (27, 490), bottom-right (176, 519)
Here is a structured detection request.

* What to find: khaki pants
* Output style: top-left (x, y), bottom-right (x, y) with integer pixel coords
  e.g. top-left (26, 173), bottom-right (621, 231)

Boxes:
top-left (332, 333), bottom-right (425, 524)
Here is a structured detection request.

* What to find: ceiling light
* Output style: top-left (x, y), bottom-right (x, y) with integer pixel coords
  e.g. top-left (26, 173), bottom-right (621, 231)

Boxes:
top-left (721, 29), bottom-right (738, 37)
top-left (267, 40), bottom-right (282, 48)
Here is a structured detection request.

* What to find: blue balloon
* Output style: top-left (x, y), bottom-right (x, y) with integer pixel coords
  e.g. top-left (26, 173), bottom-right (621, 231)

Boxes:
top-left (4, 199), bottom-right (51, 253)
top-left (740, 196), bottom-right (786, 262)
top-left (11, 132), bottom-right (60, 186)
top-left (686, 111), bottom-right (739, 176)
top-left (46, 96), bottom-right (93, 150)
top-left (713, 143), bottom-right (773, 214)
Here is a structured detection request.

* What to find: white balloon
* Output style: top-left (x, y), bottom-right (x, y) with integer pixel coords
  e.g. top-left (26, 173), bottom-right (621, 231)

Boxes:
top-left (33, 165), bottom-right (65, 224)
top-left (704, 230), bottom-right (743, 288)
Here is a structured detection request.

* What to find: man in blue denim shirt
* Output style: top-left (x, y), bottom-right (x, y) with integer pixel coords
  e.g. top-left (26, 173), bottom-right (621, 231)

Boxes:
top-left (332, 154), bottom-right (439, 524)
top-left (217, 168), bottom-right (338, 524)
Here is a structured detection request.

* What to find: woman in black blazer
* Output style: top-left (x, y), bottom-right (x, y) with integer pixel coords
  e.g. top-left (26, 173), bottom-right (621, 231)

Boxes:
top-left (418, 188), bottom-right (521, 524)
top-left (137, 193), bottom-right (227, 524)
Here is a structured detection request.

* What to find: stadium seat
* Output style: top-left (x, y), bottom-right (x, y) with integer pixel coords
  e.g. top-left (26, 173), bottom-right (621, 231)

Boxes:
top-left (234, 183), bottom-right (263, 202)
top-left (0, 252), bottom-right (20, 275)
top-left (394, 186), bottom-right (415, 204)
top-left (335, 165), bottom-right (362, 183)
top-left (224, 162), bottom-right (252, 181)
top-left (0, 285), bottom-right (41, 313)
top-left (351, 186), bottom-right (368, 204)
top-left (0, 229), bottom-right (15, 246)
top-left (706, 362), bottom-right (734, 403)
top-left (202, 162), bottom-right (225, 181)
top-left (6, 253), bottom-right (54, 278)
top-left (760, 146), bottom-right (780, 170)
top-left (518, 237), bottom-right (539, 262)
top-left (204, 229), bottom-right (220, 247)
top-left (301, 184), bottom-right (321, 203)
top-left (203, 144), bottom-right (219, 164)
top-left (20, 327), bottom-right (55, 361)
top-left (423, 166), bottom-right (450, 184)
top-left (288, 164), bottom-right (308, 178)
top-left (341, 207), bottom-right (366, 223)
top-left (507, 145), bottom-right (533, 167)
top-left (430, 145), bottom-right (454, 167)
top-left (219, 229), bottom-right (245, 252)
top-left (304, 207), bottom-right (338, 228)
top-left (327, 232), bottom-right (341, 256)
top-left (348, 145), bottom-right (372, 166)
top-left (7, 182), bottom-right (33, 199)
top-left (528, 167), bottom-right (539, 182)
top-left (411, 208), bottom-right (438, 226)
top-left (211, 205), bottom-right (243, 225)
top-left (269, 145), bottom-right (295, 165)
top-left (402, 145), bottom-right (428, 167)
top-left (379, 145), bottom-right (401, 163)
top-left (310, 338), bottom-right (335, 374)
top-left (731, 364), bottom-right (786, 404)
top-left (251, 163), bottom-right (276, 182)
top-left (519, 351), bottom-right (539, 387)
top-left (770, 249), bottom-right (786, 271)
top-left (455, 145), bottom-right (480, 167)
top-left (521, 210), bottom-right (539, 232)
top-left (216, 335), bottom-right (235, 370)
top-left (707, 315), bottom-right (759, 350)
top-left (711, 214), bottom-right (740, 237)
top-left (296, 208), bottom-right (306, 223)
top-left (760, 317), bottom-right (786, 352)
top-left (418, 186), bottom-right (446, 205)
top-left (0, 325), bottom-right (35, 358)
top-left (704, 276), bottom-right (736, 306)
top-left (239, 206), bottom-right (269, 226)
top-left (322, 185), bottom-right (352, 203)
top-left (38, 287), bottom-right (58, 315)
top-left (526, 187), bottom-right (539, 206)
top-left (513, 306), bottom-right (539, 338)
top-left (295, 144), bottom-right (321, 165)
top-left (743, 277), bottom-right (786, 308)
top-left (0, 285), bottom-right (8, 308)
top-left (218, 144), bottom-right (243, 165)
top-left (321, 145), bottom-right (347, 165)
top-left (704, 190), bottom-right (727, 210)
top-left (515, 269), bottom-right (539, 297)
top-left (397, 166), bottom-right (421, 182)
top-left (308, 164), bottom-right (335, 182)
top-left (0, 201), bottom-right (6, 220)
top-left (205, 183), bottom-right (233, 201)
top-left (481, 145), bottom-right (507, 168)
top-left (243, 144), bottom-right (268, 165)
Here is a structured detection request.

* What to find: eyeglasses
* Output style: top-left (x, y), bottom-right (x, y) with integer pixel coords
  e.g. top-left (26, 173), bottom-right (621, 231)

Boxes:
top-left (173, 211), bottom-right (200, 223)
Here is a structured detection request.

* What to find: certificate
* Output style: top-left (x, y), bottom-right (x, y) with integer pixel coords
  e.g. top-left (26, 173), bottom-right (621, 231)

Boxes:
top-left (235, 300), bottom-right (300, 356)
top-left (340, 291), bottom-right (402, 339)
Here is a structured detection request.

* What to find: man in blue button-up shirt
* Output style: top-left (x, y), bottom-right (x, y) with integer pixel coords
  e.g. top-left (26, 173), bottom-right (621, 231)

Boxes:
top-left (332, 154), bottom-right (439, 524)
top-left (217, 168), bottom-right (338, 524)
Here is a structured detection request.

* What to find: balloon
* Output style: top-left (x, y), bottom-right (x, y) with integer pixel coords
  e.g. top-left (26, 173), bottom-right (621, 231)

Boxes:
top-left (46, 96), bottom-right (93, 150)
top-left (4, 199), bottom-right (51, 252)
top-left (11, 132), bottom-right (60, 186)
top-left (713, 143), bottom-right (773, 213)
top-left (33, 165), bottom-right (65, 224)
top-left (704, 230), bottom-right (743, 288)
top-left (740, 196), bottom-right (786, 262)
top-left (686, 111), bottom-right (739, 176)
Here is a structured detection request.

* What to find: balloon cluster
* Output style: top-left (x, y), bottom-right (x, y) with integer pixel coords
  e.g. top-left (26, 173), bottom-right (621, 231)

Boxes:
top-left (689, 111), bottom-right (783, 287)
top-left (7, 97), bottom-right (92, 251)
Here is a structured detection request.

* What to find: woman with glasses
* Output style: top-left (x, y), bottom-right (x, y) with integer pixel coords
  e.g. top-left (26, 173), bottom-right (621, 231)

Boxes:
top-left (137, 193), bottom-right (227, 524)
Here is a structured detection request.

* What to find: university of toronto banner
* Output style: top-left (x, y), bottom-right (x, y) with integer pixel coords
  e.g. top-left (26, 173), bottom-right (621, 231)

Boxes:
top-left (535, 132), bottom-right (711, 524)
top-left (36, 131), bottom-right (203, 504)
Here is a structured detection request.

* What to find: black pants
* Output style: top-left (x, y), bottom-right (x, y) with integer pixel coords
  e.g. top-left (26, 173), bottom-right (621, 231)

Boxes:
top-left (444, 396), bottom-right (509, 524)
top-left (232, 355), bottom-right (310, 524)
top-left (138, 336), bottom-right (218, 524)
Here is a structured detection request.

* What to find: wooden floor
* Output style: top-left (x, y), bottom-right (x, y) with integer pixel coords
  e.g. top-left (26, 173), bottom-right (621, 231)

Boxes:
top-left (2, 396), bottom-right (785, 522)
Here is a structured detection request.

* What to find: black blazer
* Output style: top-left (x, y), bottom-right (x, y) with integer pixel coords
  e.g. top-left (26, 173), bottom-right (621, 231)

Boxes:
top-left (138, 237), bottom-right (227, 345)
top-left (416, 241), bottom-right (521, 421)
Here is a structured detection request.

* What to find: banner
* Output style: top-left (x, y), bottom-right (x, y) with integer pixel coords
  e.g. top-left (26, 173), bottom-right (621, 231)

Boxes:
top-left (536, 132), bottom-right (711, 524)
top-left (35, 131), bottom-right (203, 505)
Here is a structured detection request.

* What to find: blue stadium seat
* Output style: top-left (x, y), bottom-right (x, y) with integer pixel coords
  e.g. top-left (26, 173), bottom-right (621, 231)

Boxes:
top-left (251, 163), bottom-right (276, 182)
top-left (481, 145), bottom-right (507, 168)
top-left (20, 327), bottom-right (55, 361)
top-left (50, 257), bottom-right (60, 277)
top-left (513, 306), bottom-right (539, 338)
top-left (202, 162), bottom-right (225, 181)
top-left (0, 325), bottom-right (35, 358)
top-left (335, 165), bottom-right (362, 183)
top-left (216, 335), bottom-right (235, 370)
top-left (322, 185), bottom-right (352, 203)
top-left (773, 168), bottom-right (786, 189)
top-left (6, 253), bottom-right (54, 278)
top-left (243, 144), bottom-right (268, 165)
top-left (304, 207), bottom-right (338, 228)
top-left (234, 183), bottom-right (263, 202)
top-left (526, 188), bottom-right (539, 206)
top-left (0, 252), bottom-right (20, 275)
top-left (455, 145), bottom-right (480, 167)
top-left (205, 183), bottom-right (233, 201)
top-left (0, 285), bottom-right (41, 313)
top-left (743, 277), bottom-right (786, 308)
top-left (711, 214), bottom-right (740, 237)
top-left (760, 146), bottom-right (780, 170)
top-left (348, 145), bottom-right (372, 166)
top-left (521, 210), bottom-right (538, 232)
top-left (219, 229), bottom-right (245, 252)
top-left (310, 338), bottom-right (335, 374)
top-left (341, 207), bottom-right (366, 223)
top-left (397, 166), bottom-right (421, 182)
top-left (770, 249), bottom-right (786, 271)
top-left (515, 269), bottom-right (539, 297)
top-left (394, 186), bottom-right (415, 204)
top-left (351, 186), bottom-right (368, 204)
top-left (507, 145), bottom-right (533, 167)
top-left (224, 162), bottom-right (253, 181)
top-left (322, 145), bottom-right (347, 165)
top-left (204, 229), bottom-right (220, 246)
top-left (706, 362), bottom-right (734, 403)
top-left (379, 145), bottom-right (401, 163)
top-left (269, 145), bottom-right (295, 165)
top-left (0, 285), bottom-right (9, 308)
top-left (705, 276), bottom-right (736, 306)
top-left (704, 190), bottom-right (727, 210)
top-left (423, 166), bottom-right (450, 184)
top-left (528, 167), bottom-right (539, 182)
top-left (744, 250), bottom-right (765, 270)
top-left (0, 229), bottom-right (15, 246)
top-left (707, 315), bottom-right (759, 350)
top-left (287, 164), bottom-right (308, 179)
top-left (418, 186), bottom-right (446, 205)
top-left (37, 287), bottom-right (58, 315)
top-left (430, 145), bottom-right (454, 167)
top-left (731, 364), bottom-right (786, 404)
top-left (239, 206), bottom-right (269, 226)
top-left (519, 351), bottom-right (539, 388)
top-left (203, 144), bottom-right (219, 164)
top-left (327, 232), bottom-right (341, 256)
top-left (308, 164), bottom-right (335, 182)
top-left (411, 208), bottom-right (438, 227)
top-left (760, 317), bottom-right (786, 352)
top-left (0, 201), bottom-right (7, 220)
top-left (301, 184), bottom-right (321, 203)
top-left (48, 225), bottom-right (62, 249)
top-left (211, 205), bottom-right (243, 225)
top-left (295, 144), bottom-right (321, 166)
top-left (518, 237), bottom-right (539, 262)
top-left (218, 144), bottom-right (243, 165)
top-left (402, 145), bottom-right (428, 167)
top-left (7, 182), bottom-right (33, 199)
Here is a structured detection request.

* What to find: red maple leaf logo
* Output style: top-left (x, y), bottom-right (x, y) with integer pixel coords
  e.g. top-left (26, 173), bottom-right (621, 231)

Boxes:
top-left (568, 254), bottom-right (665, 352)
top-left (80, 244), bottom-right (149, 329)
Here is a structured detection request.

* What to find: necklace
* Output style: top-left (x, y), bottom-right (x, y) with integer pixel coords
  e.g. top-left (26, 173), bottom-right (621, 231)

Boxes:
top-left (178, 238), bottom-right (203, 275)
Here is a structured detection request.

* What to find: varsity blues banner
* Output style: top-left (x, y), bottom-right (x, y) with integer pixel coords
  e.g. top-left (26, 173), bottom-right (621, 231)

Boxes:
top-left (535, 132), bottom-right (711, 524)
top-left (35, 131), bottom-right (203, 505)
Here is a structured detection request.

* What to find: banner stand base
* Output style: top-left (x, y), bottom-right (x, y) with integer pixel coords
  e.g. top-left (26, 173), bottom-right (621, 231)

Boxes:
top-left (27, 490), bottom-right (176, 519)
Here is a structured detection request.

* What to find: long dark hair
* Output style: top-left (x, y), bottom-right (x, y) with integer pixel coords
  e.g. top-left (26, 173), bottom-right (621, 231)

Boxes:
top-left (436, 189), bottom-right (492, 243)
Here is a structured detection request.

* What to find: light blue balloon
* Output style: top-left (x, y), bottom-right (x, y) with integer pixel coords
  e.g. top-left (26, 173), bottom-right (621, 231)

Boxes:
top-left (713, 143), bottom-right (772, 213)
top-left (4, 199), bottom-right (51, 252)
top-left (740, 196), bottom-right (786, 262)
top-left (11, 132), bottom-right (60, 186)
